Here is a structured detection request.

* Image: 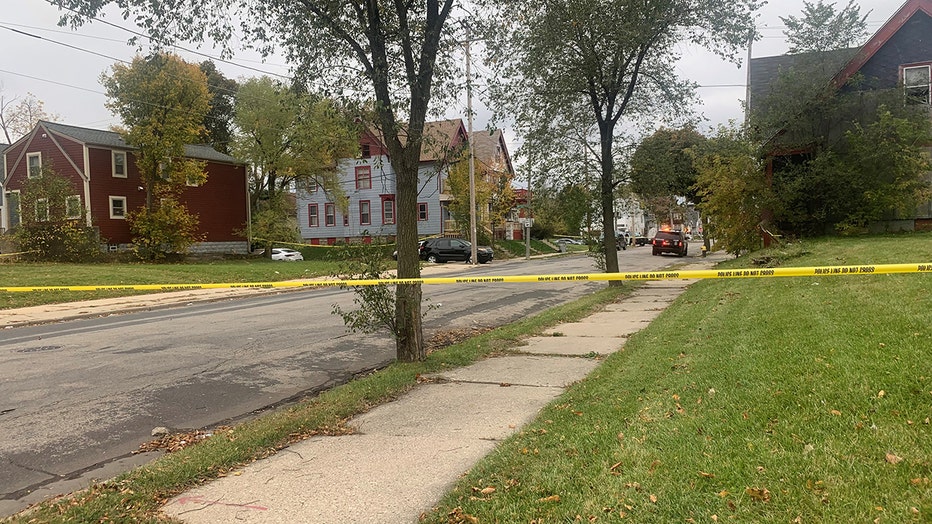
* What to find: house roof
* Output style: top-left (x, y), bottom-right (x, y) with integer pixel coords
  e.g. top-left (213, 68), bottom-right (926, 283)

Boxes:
top-left (40, 121), bottom-right (240, 164)
top-left (748, 48), bottom-right (858, 111)
top-left (471, 129), bottom-right (515, 175)
top-left (832, 0), bottom-right (932, 87)
top-left (366, 118), bottom-right (468, 163)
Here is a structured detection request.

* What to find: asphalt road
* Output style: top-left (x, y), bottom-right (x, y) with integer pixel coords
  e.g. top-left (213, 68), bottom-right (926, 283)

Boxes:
top-left (0, 246), bottom-right (693, 516)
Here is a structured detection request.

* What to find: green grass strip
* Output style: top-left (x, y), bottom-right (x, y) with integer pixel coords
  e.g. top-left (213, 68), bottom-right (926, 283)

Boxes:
top-left (423, 233), bottom-right (932, 523)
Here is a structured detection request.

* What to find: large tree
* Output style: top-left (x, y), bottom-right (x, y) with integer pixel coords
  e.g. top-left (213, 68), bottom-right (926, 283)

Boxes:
top-left (57, 0), bottom-right (462, 362)
top-left (629, 126), bottom-right (706, 228)
top-left (233, 76), bottom-right (358, 252)
top-left (199, 60), bottom-right (238, 155)
top-left (102, 53), bottom-right (211, 259)
top-left (781, 0), bottom-right (870, 54)
top-left (482, 0), bottom-right (760, 276)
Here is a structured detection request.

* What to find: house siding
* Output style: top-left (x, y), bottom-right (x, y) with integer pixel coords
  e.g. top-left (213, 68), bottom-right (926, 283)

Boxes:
top-left (2, 122), bottom-right (249, 253)
top-left (856, 11), bottom-right (932, 90)
top-left (297, 156), bottom-right (446, 241)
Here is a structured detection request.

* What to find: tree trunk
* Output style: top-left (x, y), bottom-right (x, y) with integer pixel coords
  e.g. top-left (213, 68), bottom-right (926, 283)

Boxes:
top-left (599, 122), bottom-right (620, 278)
top-left (393, 145), bottom-right (425, 362)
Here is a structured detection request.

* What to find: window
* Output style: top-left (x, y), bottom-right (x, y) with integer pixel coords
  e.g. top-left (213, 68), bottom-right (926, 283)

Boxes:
top-left (35, 198), bottom-right (49, 222)
top-left (355, 165), bottom-right (372, 190)
top-left (418, 203), bottom-right (429, 221)
top-left (109, 196), bottom-right (127, 219)
top-left (65, 195), bottom-right (82, 219)
top-left (361, 143), bottom-right (371, 157)
top-left (308, 203), bottom-right (319, 227)
top-left (27, 153), bottom-right (41, 178)
top-left (343, 212), bottom-right (349, 227)
top-left (382, 197), bottom-right (395, 225)
top-left (359, 200), bottom-right (371, 225)
top-left (904, 65), bottom-right (931, 105)
top-left (325, 203), bottom-right (336, 227)
top-left (6, 191), bottom-right (21, 227)
top-left (305, 179), bottom-right (319, 193)
top-left (112, 151), bottom-right (127, 178)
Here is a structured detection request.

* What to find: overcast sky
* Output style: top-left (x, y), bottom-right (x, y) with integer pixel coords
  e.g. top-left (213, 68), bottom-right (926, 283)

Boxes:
top-left (0, 0), bottom-right (904, 145)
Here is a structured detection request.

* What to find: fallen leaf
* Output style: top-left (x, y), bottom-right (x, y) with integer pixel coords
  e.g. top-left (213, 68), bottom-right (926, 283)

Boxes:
top-left (539, 494), bottom-right (561, 503)
top-left (830, 410), bottom-right (842, 416)
top-left (446, 507), bottom-right (478, 524)
top-left (877, 390), bottom-right (886, 398)
top-left (717, 490), bottom-right (730, 498)
top-left (711, 515), bottom-right (718, 522)
top-left (610, 462), bottom-right (623, 472)
top-left (649, 494), bottom-right (658, 503)
top-left (480, 487), bottom-right (496, 495)
top-left (885, 453), bottom-right (903, 464)
top-left (699, 471), bottom-right (715, 478)
top-left (745, 487), bottom-right (771, 502)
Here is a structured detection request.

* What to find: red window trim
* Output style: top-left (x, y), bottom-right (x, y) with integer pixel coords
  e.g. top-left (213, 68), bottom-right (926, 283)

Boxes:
top-left (417, 202), bottom-right (429, 221)
top-left (324, 202), bottom-right (336, 227)
top-left (380, 195), bottom-right (395, 225)
top-left (355, 165), bottom-right (372, 190)
top-left (308, 203), bottom-right (319, 227)
top-left (359, 200), bottom-right (371, 226)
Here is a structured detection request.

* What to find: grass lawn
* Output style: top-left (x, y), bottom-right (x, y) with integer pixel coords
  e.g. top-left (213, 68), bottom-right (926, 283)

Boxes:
top-left (422, 233), bottom-right (932, 523)
top-left (2, 233), bottom-right (930, 523)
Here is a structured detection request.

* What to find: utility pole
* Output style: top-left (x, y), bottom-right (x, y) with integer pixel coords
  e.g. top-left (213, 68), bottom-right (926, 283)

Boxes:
top-left (463, 37), bottom-right (479, 266)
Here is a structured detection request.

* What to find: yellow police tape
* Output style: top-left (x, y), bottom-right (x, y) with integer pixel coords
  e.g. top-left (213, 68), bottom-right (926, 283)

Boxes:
top-left (1, 263), bottom-right (928, 293)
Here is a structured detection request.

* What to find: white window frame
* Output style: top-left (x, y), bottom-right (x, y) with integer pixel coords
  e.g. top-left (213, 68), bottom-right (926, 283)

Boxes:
top-left (109, 196), bottom-right (127, 219)
top-left (382, 198), bottom-right (395, 225)
top-left (904, 64), bottom-right (931, 105)
top-left (35, 198), bottom-right (49, 222)
top-left (112, 151), bottom-right (127, 178)
top-left (27, 152), bottom-right (42, 179)
top-left (65, 195), bottom-right (82, 219)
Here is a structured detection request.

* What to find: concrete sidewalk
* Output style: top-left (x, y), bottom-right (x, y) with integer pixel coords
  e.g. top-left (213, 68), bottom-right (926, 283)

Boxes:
top-left (160, 254), bottom-right (726, 524)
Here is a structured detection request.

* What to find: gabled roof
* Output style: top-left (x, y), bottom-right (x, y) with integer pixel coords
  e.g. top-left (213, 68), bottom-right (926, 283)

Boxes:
top-left (832, 0), bottom-right (932, 87)
top-left (748, 48), bottom-right (858, 112)
top-left (471, 129), bottom-right (515, 175)
top-left (40, 121), bottom-right (240, 164)
top-left (366, 119), bottom-right (468, 163)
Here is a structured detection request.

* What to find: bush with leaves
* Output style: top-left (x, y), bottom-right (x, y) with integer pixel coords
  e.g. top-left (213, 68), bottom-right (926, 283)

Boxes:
top-left (128, 198), bottom-right (203, 261)
top-left (14, 166), bottom-right (100, 262)
top-left (330, 239), bottom-right (433, 340)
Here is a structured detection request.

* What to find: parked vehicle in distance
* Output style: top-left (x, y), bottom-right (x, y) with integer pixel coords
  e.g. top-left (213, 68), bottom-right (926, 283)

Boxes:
top-left (651, 230), bottom-right (688, 257)
top-left (271, 247), bottom-right (304, 261)
top-left (554, 238), bottom-right (584, 245)
top-left (419, 237), bottom-right (493, 264)
top-left (392, 240), bottom-right (426, 260)
top-left (634, 236), bottom-right (650, 247)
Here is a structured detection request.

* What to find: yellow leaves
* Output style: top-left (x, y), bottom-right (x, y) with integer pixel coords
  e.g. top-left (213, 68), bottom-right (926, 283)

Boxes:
top-left (830, 409), bottom-right (842, 416)
top-left (539, 494), bottom-right (561, 503)
top-left (717, 490), bottom-right (730, 498)
top-left (884, 452), bottom-right (903, 465)
top-left (698, 471), bottom-right (715, 479)
top-left (877, 390), bottom-right (886, 398)
top-left (745, 487), bottom-right (771, 502)
top-left (648, 493), bottom-right (658, 503)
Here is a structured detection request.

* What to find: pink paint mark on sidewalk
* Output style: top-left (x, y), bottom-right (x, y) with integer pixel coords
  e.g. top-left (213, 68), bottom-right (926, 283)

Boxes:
top-left (175, 495), bottom-right (269, 511)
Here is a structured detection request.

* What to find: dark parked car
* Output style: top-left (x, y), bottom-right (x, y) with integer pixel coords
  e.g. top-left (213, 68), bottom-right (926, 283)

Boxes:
top-left (419, 237), bottom-right (493, 264)
top-left (651, 230), bottom-right (688, 257)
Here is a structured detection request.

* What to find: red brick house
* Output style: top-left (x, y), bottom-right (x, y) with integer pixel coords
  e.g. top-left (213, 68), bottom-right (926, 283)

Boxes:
top-left (1, 121), bottom-right (249, 254)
